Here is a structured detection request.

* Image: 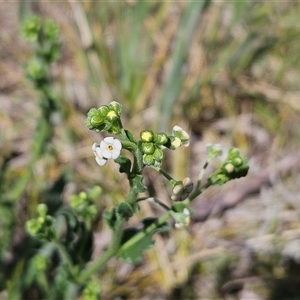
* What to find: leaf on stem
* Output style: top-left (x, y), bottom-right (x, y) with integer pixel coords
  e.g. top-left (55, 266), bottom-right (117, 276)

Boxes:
top-left (131, 174), bottom-right (147, 193)
top-left (115, 155), bottom-right (132, 175)
top-left (118, 217), bottom-right (170, 263)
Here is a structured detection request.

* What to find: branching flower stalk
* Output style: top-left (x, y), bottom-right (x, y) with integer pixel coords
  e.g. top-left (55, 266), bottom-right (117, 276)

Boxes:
top-left (74, 101), bottom-right (249, 284)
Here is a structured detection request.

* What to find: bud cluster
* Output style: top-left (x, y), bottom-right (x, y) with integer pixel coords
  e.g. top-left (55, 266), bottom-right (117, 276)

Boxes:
top-left (208, 148), bottom-right (249, 185)
top-left (26, 204), bottom-right (56, 241)
top-left (69, 186), bottom-right (101, 223)
top-left (85, 102), bottom-right (123, 134)
top-left (23, 16), bottom-right (61, 83)
top-left (139, 126), bottom-right (190, 167)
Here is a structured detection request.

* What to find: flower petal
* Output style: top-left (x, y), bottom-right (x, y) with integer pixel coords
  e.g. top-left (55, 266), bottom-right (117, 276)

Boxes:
top-left (183, 177), bottom-right (193, 187)
top-left (95, 147), bottom-right (103, 158)
top-left (102, 149), bottom-right (112, 159)
top-left (95, 156), bottom-right (107, 166)
top-left (111, 149), bottom-right (120, 159)
top-left (171, 194), bottom-right (180, 201)
top-left (92, 143), bottom-right (97, 151)
top-left (113, 139), bottom-right (122, 150)
top-left (104, 136), bottom-right (114, 144)
top-left (173, 125), bottom-right (182, 132)
top-left (172, 185), bottom-right (183, 195)
top-left (100, 140), bottom-right (108, 151)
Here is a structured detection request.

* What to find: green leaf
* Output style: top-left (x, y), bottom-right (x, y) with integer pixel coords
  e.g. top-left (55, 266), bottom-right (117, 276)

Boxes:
top-left (117, 201), bottom-right (134, 220)
top-left (131, 174), bottom-right (146, 193)
top-left (58, 209), bottom-right (78, 230)
top-left (125, 130), bottom-right (136, 143)
top-left (115, 155), bottom-right (132, 175)
top-left (118, 228), bottom-right (154, 263)
top-left (118, 218), bottom-right (170, 263)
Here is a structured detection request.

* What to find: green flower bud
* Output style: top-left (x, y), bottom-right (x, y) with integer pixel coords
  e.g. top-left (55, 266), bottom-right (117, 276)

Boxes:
top-left (108, 101), bottom-right (122, 115)
top-left (168, 136), bottom-right (181, 150)
top-left (140, 130), bottom-right (154, 142)
top-left (26, 219), bottom-right (39, 235)
top-left (89, 186), bottom-right (102, 199)
top-left (37, 216), bottom-right (45, 225)
top-left (143, 154), bottom-right (154, 166)
top-left (79, 191), bottom-right (88, 200)
top-left (37, 203), bottom-right (48, 216)
top-left (87, 205), bottom-right (97, 219)
top-left (154, 133), bottom-right (169, 145)
top-left (44, 18), bottom-right (59, 41)
top-left (223, 163), bottom-right (235, 175)
top-left (91, 115), bottom-right (104, 127)
top-left (227, 148), bottom-right (240, 160)
top-left (235, 164), bottom-right (249, 178)
top-left (153, 148), bottom-right (164, 161)
top-left (26, 58), bottom-right (48, 80)
top-left (106, 110), bottom-right (119, 122)
top-left (98, 105), bottom-right (109, 117)
top-left (141, 142), bottom-right (155, 155)
top-left (86, 108), bottom-right (107, 131)
top-left (232, 157), bottom-right (243, 167)
top-left (22, 16), bottom-right (41, 42)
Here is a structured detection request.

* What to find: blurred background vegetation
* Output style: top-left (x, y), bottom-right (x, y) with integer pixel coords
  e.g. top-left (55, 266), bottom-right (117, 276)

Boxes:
top-left (1, 0), bottom-right (300, 299)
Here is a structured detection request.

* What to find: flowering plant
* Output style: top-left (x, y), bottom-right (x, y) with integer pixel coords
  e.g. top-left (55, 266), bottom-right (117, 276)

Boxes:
top-left (25, 98), bottom-right (249, 298)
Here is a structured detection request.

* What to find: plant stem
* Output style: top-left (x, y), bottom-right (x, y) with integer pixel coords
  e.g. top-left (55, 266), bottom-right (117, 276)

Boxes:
top-left (118, 212), bottom-right (171, 254)
top-left (78, 218), bottom-right (124, 283)
top-left (150, 166), bottom-right (175, 182)
top-left (188, 181), bottom-right (211, 202)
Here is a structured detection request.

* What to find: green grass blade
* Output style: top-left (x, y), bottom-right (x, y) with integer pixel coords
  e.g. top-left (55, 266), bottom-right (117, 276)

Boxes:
top-left (158, 0), bottom-right (211, 132)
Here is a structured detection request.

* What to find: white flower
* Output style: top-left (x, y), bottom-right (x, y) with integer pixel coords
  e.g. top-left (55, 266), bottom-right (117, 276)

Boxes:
top-left (171, 177), bottom-right (193, 201)
top-left (92, 143), bottom-right (107, 166)
top-left (100, 137), bottom-right (122, 159)
top-left (172, 125), bottom-right (190, 147)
